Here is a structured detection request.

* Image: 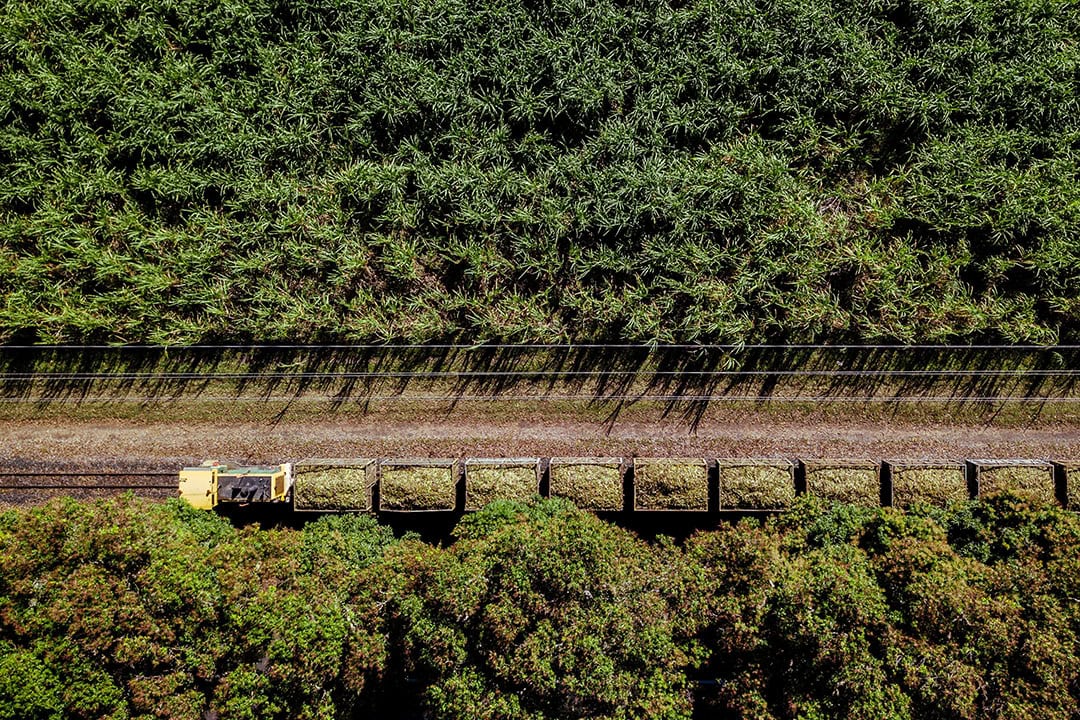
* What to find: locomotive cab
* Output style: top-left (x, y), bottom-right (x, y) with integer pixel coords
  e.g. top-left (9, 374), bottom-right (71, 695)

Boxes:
top-left (179, 461), bottom-right (293, 509)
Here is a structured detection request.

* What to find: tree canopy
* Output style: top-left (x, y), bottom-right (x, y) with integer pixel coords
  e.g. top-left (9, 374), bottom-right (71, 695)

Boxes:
top-left (1, 495), bottom-right (1079, 718)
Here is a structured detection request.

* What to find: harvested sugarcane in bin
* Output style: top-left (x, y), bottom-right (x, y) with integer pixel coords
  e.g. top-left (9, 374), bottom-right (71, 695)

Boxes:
top-left (969, 459), bottom-right (1055, 504)
top-left (717, 459), bottom-right (795, 510)
top-left (293, 458), bottom-right (376, 511)
top-left (549, 458), bottom-right (624, 511)
top-left (886, 461), bottom-right (968, 507)
top-left (633, 458), bottom-right (708, 510)
top-left (464, 458), bottom-right (541, 510)
top-left (378, 459), bottom-right (458, 511)
top-left (803, 460), bottom-right (881, 507)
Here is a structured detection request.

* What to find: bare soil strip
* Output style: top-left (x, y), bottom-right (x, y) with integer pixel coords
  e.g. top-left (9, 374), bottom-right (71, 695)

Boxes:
top-left (2, 348), bottom-right (1077, 492)
top-left (2, 412), bottom-right (1077, 472)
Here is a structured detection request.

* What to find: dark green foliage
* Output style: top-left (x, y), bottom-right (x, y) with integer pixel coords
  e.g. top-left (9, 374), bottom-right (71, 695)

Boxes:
top-left (2, 0), bottom-right (1079, 343)
top-left (777, 493), bottom-right (877, 550)
top-left (299, 512), bottom-right (398, 573)
top-left (0, 643), bottom-right (64, 720)
top-left (384, 499), bottom-right (693, 719)
top-left (2, 494), bottom-right (1080, 718)
top-left (684, 496), bottom-right (1080, 719)
top-left (684, 511), bottom-right (910, 719)
top-left (0, 496), bottom-right (389, 719)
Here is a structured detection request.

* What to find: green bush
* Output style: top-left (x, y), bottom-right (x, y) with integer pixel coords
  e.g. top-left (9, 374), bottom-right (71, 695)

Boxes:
top-left (2, 494), bottom-right (1080, 718)
top-left (683, 496), bottom-right (1080, 719)
top-left (0, 496), bottom-right (389, 719)
top-left (2, 0), bottom-right (1078, 343)
top-left (299, 511), bottom-right (399, 574)
top-left (382, 499), bottom-right (694, 719)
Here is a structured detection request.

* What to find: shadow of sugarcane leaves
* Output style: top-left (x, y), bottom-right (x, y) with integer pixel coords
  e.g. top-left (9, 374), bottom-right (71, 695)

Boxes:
top-left (0, 344), bottom-right (1076, 430)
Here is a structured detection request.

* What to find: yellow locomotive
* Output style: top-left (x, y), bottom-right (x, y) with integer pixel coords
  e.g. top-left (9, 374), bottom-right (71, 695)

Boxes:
top-left (178, 460), bottom-right (292, 509)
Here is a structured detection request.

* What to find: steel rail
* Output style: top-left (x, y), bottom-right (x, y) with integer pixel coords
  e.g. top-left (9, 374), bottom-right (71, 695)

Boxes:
top-left (0, 471), bottom-right (175, 477)
top-left (0, 394), bottom-right (1077, 403)
top-left (0, 484), bottom-right (174, 490)
top-left (3, 369), bottom-right (1080, 379)
top-left (3, 343), bottom-right (1080, 351)
top-left (0, 470), bottom-right (175, 491)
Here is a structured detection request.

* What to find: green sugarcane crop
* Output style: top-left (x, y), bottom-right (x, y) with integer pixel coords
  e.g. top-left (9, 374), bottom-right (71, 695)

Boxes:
top-left (2, 0), bottom-right (1079, 345)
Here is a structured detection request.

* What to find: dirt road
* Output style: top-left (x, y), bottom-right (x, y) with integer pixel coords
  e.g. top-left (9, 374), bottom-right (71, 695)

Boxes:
top-left (3, 345), bottom-right (1078, 476)
top-left (3, 405), bottom-right (1078, 471)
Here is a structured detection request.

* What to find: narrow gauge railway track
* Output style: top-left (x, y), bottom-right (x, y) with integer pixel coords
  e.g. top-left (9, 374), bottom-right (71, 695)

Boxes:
top-left (2, 458), bottom-right (1077, 517)
top-left (0, 471), bottom-right (176, 489)
top-left (0, 471), bottom-right (177, 504)
top-left (4, 369), bottom-right (1080, 379)
top-left (2, 394), bottom-right (1078, 404)
top-left (5, 343), bottom-right (1080, 349)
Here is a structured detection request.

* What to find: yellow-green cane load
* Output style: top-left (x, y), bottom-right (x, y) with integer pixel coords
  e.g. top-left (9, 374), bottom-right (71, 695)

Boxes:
top-left (970, 459), bottom-right (1055, 504)
top-left (464, 458), bottom-right (541, 510)
top-left (379, 459), bottom-right (458, 511)
top-left (549, 458), bottom-right (624, 511)
top-left (633, 458), bottom-right (708, 510)
top-left (803, 460), bottom-right (881, 507)
top-left (887, 461), bottom-right (968, 508)
top-left (717, 459), bottom-right (795, 510)
top-left (293, 458), bottom-right (376, 511)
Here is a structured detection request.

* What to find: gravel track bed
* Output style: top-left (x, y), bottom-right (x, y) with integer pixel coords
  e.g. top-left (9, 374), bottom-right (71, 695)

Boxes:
top-left (0, 486), bottom-right (174, 508)
top-left (3, 417), bottom-right (1078, 468)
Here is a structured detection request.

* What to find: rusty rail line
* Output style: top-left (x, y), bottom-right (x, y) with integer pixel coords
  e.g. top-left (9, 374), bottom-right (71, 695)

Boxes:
top-left (0, 471), bottom-right (175, 491)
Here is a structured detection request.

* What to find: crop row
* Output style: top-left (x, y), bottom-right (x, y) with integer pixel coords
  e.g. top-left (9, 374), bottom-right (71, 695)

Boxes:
top-left (292, 457), bottom-right (1080, 512)
top-left (3, 0), bottom-right (1080, 343)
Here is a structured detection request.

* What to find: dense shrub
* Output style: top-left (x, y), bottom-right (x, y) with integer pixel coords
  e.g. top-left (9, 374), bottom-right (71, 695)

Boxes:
top-left (684, 496), bottom-right (1080, 719)
top-left (2, 0), bottom-right (1078, 343)
top-left (1, 495), bottom-right (1079, 718)
top-left (381, 500), bottom-right (693, 719)
top-left (0, 498), bottom-right (391, 719)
